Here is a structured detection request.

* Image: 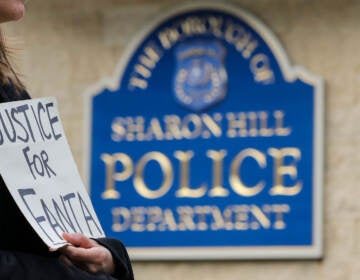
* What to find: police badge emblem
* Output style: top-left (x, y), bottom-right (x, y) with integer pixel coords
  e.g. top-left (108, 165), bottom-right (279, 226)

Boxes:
top-left (174, 41), bottom-right (227, 112)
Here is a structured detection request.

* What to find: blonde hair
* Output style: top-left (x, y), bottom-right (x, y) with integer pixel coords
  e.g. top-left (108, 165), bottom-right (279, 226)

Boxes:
top-left (0, 30), bottom-right (24, 93)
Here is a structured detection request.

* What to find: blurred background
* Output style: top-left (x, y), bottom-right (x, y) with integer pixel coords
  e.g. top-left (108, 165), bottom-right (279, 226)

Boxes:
top-left (4, 0), bottom-right (360, 279)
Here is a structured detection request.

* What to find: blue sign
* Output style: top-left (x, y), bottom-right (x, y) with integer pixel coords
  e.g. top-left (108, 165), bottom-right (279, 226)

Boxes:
top-left (84, 3), bottom-right (323, 260)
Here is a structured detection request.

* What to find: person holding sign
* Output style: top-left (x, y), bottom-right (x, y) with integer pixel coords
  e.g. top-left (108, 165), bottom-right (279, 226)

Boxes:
top-left (0, 1), bottom-right (133, 279)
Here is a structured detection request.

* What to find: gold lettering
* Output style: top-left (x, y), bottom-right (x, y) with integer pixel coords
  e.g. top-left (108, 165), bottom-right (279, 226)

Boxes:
top-left (111, 207), bottom-right (131, 232)
top-left (134, 64), bottom-right (151, 78)
top-left (158, 27), bottom-right (181, 49)
top-left (242, 39), bottom-right (258, 59)
top-left (271, 204), bottom-right (290, 229)
top-left (112, 204), bottom-right (290, 233)
top-left (177, 206), bottom-right (196, 231)
top-left (206, 149), bottom-right (229, 197)
top-left (174, 150), bottom-right (207, 198)
top-left (250, 54), bottom-right (274, 83)
top-left (194, 206), bottom-right (211, 230)
top-left (210, 206), bottom-right (226, 230)
top-left (248, 112), bottom-right (258, 136)
top-left (226, 112), bottom-right (248, 137)
top-left (111, 117), bottom-right (126, 142)
top-left (129, 76), bottom-right (148, 90)
top-left (158, 209), bottom-right (178, 231)
top-left (145, 118), bottom-right (164, 140)
top-left (230, 148), bottom-right (266, 196)
top-left (129, 45), bottom-right (161, 91)
top-left (223, 206), bottom-right (234, 230)
top-left (100, 153), bottom-right (133, 199)
top-left (225, 23), bottom-right (250, 52)
top-left (232, 205), bottom-right (249, 230)
top-left (164, 115), bottom-right (182, 140)
top-left (249, 205), bottom-right (271, 229)
top-left (139, 46), bottom-right (161, 69)
top-left (180, 16), bottom-right (207, 35)
top-left (146, 207), bottom-right (163, 231)
top-left (259, 111), bottom-right (274, 136)
top-left (208, 16), bottom-right (224, 37)
top-left (201, 113), bottom-right (222, 137)
top-left (274, 110), bottom-right (291, 136)
top-left (134, 152), bottom-right (173, 199)
top-left (182, 114), bottom-right (202, 139)
top-left (130, 207), bottom-right (146, 232)
top-left (110, 111), bottom-right (290, 142)
top-left (268, 148), bottom-right (302, 196)
top-left (125, 117), bottom-right (145, 141)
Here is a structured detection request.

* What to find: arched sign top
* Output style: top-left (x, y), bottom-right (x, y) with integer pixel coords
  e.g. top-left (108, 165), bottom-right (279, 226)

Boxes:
top-left (84, 3), bottom-right (323, 260)
top-left (86, 2), bottom-right (322, 98)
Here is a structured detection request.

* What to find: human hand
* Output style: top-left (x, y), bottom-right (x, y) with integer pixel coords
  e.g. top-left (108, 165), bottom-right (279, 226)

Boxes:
top-left (59, 232), bottom-right (115, 275)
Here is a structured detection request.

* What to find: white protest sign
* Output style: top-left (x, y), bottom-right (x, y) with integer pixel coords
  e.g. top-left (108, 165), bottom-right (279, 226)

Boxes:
top-left (0, 97), bottom-right (104, 250)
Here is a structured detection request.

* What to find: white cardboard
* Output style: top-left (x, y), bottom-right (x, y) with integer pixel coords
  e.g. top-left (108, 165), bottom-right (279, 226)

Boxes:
top-left (0, 97), bottom-right (104, 250)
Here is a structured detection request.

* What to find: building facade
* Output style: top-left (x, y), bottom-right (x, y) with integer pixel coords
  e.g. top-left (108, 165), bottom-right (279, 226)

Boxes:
top-left (5, 0), bottom-right (360, 279)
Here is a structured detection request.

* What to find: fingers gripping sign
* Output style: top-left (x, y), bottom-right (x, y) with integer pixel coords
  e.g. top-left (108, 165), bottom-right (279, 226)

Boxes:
top-left (59, 233), bottom-right (115, 275)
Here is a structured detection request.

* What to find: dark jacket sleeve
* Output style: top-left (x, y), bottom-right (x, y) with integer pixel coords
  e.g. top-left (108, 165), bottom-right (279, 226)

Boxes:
top-left (0, 250), bottom-right (121, 280)
top-left (95, 238), bottom-right (134, 280)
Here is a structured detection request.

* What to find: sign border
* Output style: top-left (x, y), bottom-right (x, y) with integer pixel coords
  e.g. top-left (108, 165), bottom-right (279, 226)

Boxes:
top-left (83, 2), bottom-right (324, 260)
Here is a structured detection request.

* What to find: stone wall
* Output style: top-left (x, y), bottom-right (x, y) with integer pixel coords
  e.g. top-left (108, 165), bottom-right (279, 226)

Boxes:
top-left (4, 0), bottom-right (360, 279)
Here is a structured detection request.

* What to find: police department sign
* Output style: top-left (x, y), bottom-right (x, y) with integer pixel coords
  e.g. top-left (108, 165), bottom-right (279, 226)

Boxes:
top-left (84, 3), bottom-right (323, 260)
